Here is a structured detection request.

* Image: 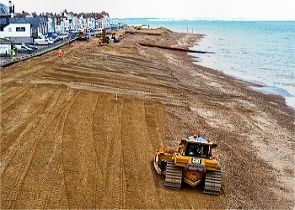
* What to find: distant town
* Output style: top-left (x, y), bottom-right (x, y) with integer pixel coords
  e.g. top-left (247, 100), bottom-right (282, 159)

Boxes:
top-left (0, 0), bottom-right (126, 64)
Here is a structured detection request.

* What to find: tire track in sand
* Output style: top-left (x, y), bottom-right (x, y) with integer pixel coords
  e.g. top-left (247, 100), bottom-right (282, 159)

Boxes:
top-left (61, 91), bottom-right (99, 208)
top-left (92, 94), bottom-right (124, 209)
top-left (12, 89), bottom-right (77, 209)
top-left (1, 87), bottom-right (62, 208)
top-left (119, 98), bottom-right (161, 209)
top-left (0, 86), bottom-right (55, 156)
top-left (0, 88), bottom-right (76, 209)
top-left (39, 89), bottom-right (78, 209)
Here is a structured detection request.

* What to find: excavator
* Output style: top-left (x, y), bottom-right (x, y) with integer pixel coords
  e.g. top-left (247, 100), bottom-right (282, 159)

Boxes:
top-left (78, 28), bottom-right (88, 41)
top-left (153, 134), bottom-right (222, 195)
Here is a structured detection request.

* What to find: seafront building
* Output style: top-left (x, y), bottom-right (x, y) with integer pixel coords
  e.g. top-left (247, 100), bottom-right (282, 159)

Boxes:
top-left (0, 1), bottom-right (48, 43)
top-left (0, 1), bottom-right (112, 44)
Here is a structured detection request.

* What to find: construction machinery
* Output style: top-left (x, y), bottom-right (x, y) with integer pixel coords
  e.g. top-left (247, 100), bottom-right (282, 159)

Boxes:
top-left (153, 134), bottom-right (222, 195)
top-left (77, 28), bottom-right (88, 41)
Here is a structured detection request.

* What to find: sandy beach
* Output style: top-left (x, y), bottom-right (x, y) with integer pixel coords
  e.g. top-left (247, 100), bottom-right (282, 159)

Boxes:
top-left (1, 28), bottom-right (294, 209)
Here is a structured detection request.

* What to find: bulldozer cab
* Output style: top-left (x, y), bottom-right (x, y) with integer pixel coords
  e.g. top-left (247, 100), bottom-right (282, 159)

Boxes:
top-left (180, 135), bottom-right (216, 159)
top-left (185, 143), bottom-right (209, 158)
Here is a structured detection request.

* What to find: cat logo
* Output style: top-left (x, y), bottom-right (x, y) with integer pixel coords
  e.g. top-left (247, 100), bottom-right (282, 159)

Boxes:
top-left (192, 158), bottom-right (202, 164)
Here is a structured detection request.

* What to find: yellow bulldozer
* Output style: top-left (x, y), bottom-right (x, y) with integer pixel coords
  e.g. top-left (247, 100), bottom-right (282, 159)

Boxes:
top-left (153, 134), bottom-right (222, 195)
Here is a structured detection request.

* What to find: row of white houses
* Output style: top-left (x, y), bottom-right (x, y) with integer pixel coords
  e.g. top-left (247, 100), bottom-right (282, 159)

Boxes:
top-left (0, 2), bottom-right (111, 44)
top-left (48, 11), bottom-right (111, 34)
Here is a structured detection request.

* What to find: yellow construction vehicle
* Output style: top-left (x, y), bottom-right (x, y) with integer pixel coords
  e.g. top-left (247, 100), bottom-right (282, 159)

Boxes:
top-left (153, 134), bottom-right (222, 195)
top-left (78, 28), bottom-right (88, 41)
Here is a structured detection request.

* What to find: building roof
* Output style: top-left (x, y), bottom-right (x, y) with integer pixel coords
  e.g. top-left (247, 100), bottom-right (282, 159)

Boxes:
top-left (10, 17), bottom-right (47, 27)
top-left (0, 3), bottom-right (10, 17)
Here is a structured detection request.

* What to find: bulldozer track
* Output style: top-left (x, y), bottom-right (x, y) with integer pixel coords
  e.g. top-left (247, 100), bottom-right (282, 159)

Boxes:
top-left (203, 168), bottom-right (222, 195)
top-left (164, 161), bottom-right (183, 190)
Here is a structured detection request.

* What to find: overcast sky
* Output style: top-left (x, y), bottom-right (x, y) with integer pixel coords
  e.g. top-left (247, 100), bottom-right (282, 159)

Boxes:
top-left (6, 0), bottom-right (295, 20)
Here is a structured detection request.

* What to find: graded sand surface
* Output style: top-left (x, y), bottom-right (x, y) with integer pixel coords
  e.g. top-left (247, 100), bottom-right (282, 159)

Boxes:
top-left (1, 29), bottom-right (294, 209)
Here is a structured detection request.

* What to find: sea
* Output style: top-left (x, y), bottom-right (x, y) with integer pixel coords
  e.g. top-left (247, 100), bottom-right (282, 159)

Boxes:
top-left (115, 18), bottom-right (295, 108)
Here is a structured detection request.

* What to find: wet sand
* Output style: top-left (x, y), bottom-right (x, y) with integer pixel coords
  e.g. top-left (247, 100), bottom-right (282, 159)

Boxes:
top-left (1, 28), bottom-right (294, 209)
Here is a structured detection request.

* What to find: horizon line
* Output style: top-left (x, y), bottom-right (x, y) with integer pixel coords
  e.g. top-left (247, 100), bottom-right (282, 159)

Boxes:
top-left (112, 17), bottom-right (295, 21)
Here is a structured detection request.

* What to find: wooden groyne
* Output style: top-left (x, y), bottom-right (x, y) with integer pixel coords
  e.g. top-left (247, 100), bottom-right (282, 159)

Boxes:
top-left (125, 30), bottom-right (162, 36)
top-left (138, 42), bottom-right (214, 54)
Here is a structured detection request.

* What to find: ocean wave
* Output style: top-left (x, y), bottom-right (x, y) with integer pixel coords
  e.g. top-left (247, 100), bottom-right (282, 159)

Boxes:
top-left (253, 86), bottom-right (293, 98)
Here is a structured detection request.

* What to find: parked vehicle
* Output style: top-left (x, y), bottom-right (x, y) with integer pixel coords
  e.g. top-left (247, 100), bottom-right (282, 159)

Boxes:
top-left (58, 34), bottom-right (70, 41)
top-left (0, 44), bottom-right (12, 56)
top-left (69, 31), bottom-right (78, 39)
top-left (48, 33), bottom-right (65, 43)
top-left (25, 44), bottom-right (38, 51)
top-left (94, 28), bottom-right (103, 36)
top-left (34, 37), bottom-right (54, 45)
top-left (15, 44), bottom-right (35, 53)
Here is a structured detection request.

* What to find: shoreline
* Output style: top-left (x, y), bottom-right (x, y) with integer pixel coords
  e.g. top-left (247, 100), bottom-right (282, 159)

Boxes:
top-left (183, 27), bottom-right (295, 110)
top-left (1, 28), bottom-right (294, 209)
top-left (193, 54), bottom-right (295, 110)
top-left (193, 53), bottom-right (295, 109)
top-left (190, 34), bottom-right (295, 110)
